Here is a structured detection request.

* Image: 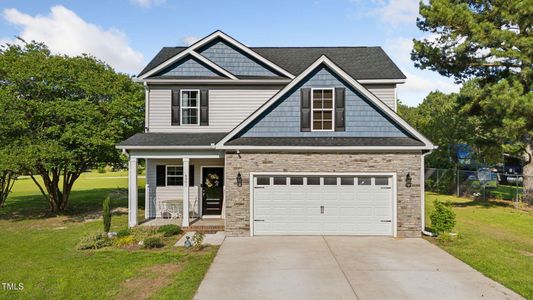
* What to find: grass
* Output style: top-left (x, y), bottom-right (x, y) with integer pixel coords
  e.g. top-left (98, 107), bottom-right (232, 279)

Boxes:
top-left (0, 171), bottom-right (217, 300)
top-left (425, 193), bottom-right (533, 299)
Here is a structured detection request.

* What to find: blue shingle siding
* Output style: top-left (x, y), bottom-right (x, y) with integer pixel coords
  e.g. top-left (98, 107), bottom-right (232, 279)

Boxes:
top-left (199, 39), bottom-right (281, 77)
top-left (156, 56), bottom-right (223, 77)
top-left (239, 66), bottom-right (408, 138)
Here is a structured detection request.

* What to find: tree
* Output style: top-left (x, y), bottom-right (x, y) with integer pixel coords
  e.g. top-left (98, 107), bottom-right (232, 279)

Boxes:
top-left (412, 0), bottom-right (533, 202)
top-left (0, 41), bottom-right (144, 212)
top-left (398, 93), bottom-right (476, 169)
top-left (0, 87), bottom-right (25, 207)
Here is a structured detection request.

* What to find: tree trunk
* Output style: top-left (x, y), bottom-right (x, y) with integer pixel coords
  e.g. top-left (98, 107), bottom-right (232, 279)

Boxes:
top-left (31, 166), bottom-right (81, 212)
top-left (0, 171), bottom-right (17, 207)
top-left (523, 142), bottom-right (533, 205)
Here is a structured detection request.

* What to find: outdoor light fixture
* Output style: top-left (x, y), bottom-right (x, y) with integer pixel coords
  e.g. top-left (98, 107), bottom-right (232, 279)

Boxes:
top-left (405, 173), bottom-right (412, 188)
top-left (236, 172), bottom-right (243, 187)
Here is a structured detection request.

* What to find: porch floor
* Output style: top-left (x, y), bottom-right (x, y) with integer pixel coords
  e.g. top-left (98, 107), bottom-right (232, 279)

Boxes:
top-left (140, 218), bottom-right (225, 233)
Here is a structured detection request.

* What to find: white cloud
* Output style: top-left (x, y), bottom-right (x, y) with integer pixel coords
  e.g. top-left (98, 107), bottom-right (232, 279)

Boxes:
top-left (350, 0), bottom-right (420, 25)
top-left (181, 36), bottom-right (200, 46)
top-left (377, 0), bottom-right (419, 25)
top-left (131, 0), bottom-right (166, 8)
top-left (384, 37), bottom-right (413, 66)
top-left (2, 6), bottom-right (144, 74)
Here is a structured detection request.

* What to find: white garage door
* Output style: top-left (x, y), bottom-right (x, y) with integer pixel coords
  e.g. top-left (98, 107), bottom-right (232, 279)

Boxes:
top-left (253, 174), bottom-right (394, 236)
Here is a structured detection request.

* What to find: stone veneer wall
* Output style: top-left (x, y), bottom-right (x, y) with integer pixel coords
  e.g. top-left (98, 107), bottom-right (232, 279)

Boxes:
top-left (224, 152), bottom-right (422, 238)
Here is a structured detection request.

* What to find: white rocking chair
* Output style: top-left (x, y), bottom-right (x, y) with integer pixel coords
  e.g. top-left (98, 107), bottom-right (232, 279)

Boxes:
top-left (158, 200), bottom-right (181, 219)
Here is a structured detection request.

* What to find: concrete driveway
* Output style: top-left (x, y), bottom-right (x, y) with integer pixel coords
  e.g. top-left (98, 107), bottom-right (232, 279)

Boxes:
top-left (194, 237), bottom-right (522, 300)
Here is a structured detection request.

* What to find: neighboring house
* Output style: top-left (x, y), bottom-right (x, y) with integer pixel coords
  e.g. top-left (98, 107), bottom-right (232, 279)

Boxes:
top-left (118, 30), bottom-right (435, 238)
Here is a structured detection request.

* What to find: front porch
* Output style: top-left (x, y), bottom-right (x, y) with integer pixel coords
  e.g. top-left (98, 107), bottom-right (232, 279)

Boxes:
top-left (140, 218), bottom-right (225, 233)
top-left (126, 149), bottom-right (226, 229)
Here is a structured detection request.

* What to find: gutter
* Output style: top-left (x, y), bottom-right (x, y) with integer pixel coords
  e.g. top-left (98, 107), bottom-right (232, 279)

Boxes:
top-left (421, 146), bottom-right (437, 237)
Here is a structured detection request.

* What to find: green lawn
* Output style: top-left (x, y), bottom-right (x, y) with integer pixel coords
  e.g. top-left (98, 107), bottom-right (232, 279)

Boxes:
top-left (425, 193), bottom-right (533, 299)
top-left (0, 172), bottom-right (217, 300)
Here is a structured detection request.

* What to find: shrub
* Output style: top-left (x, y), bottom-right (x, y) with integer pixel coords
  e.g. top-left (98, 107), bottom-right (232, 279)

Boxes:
top-left (114, 236), bottom-right (137, 248)
top-left (430, 199), bottom-right (456, 234)
top-left (157, 224), bottom-right (182, 237)
top-left (192, 232), bottom-right (205, 250)
top-left (102, 196), bottom-right (111, 233)
top-left (116, 228), bottom-right (132, 238)
top-left (78, 233), bottom-right (113, 250)
top-left (97, 164), bottom-right (106, 173)
top-left (143, 237), bottom-right (164, 249)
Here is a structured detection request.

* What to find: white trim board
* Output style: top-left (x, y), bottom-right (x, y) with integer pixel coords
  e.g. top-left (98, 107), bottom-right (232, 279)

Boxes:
top-left (217, 55), bottom-right (435, 150)
top-left (138, 30), bottom-right (295, 80)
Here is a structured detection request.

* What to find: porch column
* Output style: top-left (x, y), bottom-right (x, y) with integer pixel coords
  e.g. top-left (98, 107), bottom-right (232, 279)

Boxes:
top-left (182, 158), bottom-right (190, 227)
top-left (128, 157), bottom-right (138, 227)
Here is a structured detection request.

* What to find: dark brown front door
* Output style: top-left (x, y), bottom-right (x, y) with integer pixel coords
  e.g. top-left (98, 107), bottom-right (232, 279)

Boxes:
top-left (202, 167), bottom-right (224, 215)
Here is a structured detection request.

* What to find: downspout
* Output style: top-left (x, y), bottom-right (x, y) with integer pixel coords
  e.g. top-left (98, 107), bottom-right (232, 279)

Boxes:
top-left (144, 82), bottom-right (149, 133)
top-left (421, 147), bottom-right (436, 237)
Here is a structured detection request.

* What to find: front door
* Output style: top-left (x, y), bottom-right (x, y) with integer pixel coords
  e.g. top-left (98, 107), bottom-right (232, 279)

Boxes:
top-left (202, 167), bottom-right (224, 216)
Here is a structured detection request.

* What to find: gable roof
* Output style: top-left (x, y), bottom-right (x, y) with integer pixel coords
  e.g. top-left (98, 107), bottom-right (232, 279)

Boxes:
top-left (217, 55), bottom-right (434, 150)
top-left (139, 45), bottom-right (406, 81)
top-left (137, 31), bottom-right (295, 80)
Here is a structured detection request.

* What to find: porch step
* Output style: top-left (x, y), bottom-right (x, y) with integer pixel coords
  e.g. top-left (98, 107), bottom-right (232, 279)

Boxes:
top-left (183, 225), bottom-right (225, 234)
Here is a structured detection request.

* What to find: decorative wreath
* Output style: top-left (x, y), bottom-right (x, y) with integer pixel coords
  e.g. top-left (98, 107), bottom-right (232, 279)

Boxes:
top-left (205, 173), bottom-right (220, 187)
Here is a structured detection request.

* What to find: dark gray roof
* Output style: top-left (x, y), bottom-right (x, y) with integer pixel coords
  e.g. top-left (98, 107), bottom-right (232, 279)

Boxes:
top-left (138, 46), bottom-right (405, 80)
top-left (118, 132), bottom-right (227, 147)
top-left (225, 137), bottom-right (424, 147)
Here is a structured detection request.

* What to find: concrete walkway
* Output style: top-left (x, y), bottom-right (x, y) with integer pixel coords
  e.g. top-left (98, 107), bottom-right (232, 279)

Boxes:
top-left (194, 236), bottom-right (523, 300)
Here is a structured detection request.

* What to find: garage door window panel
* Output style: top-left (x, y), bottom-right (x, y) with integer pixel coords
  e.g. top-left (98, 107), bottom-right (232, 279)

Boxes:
top-left (324, 177), bottom-right (338, 185)
top-left (273, 177), bottom-right (287, 185)
top-left (358, 177), bottom-right (371, 185)
top-left (375, 177), bottom-right (390, 185)
top-left (340, 177), bottom-right (354, 185)
top-left (306, 177), bottom-right (321, 185)
top-left (256, 176), bottom-right (270, 185)
top-left (290, 177), bottom-right (304, 185)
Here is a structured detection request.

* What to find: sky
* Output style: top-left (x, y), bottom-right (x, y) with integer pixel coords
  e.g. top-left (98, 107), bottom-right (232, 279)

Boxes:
top-left (0, 0), bottom-right (461, 106)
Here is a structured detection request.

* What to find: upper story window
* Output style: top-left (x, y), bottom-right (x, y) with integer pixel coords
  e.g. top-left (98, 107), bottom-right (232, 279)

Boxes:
top-left (181, 90), bottom-right (200, 125)
top-left (311, 88), bottom-right (334, 131)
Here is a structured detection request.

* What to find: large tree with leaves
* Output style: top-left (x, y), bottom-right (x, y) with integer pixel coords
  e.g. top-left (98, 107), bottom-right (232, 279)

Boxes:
top-left (412, 0), bottom-right (533, 202)
top-left (398, 93), bottom-right (477, 169)
top-left (0, 41), bottom-right (144, 212)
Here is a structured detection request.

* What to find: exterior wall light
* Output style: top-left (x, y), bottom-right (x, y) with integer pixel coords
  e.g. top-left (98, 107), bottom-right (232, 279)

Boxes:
top-left (236, 172), bottom-right (243, 187)
top-left (405, 173), bottom-right (412, 188)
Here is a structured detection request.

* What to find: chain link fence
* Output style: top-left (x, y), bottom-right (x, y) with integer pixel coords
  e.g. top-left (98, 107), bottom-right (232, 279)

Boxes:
top-left (425, 168), bottom-right (530, 203)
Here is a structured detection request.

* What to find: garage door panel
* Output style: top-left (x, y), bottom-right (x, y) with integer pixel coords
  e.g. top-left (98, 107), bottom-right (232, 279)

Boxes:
top-left (253, 174), bottom-right (394, 236)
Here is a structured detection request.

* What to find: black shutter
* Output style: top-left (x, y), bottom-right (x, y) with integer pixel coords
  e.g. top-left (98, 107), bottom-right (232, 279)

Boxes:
top-left (335, 87), bottom-right (345, 131)
top-left (156, 165), bottom-right (166, 186)
top-left (300, 88), bottom-right (311, 132)
top-left (189, 165), bottom-right (195, 187)
top-left (171, 90), bottom-right (180, 125)
top-left (200, 89), bottom-right (209, 126)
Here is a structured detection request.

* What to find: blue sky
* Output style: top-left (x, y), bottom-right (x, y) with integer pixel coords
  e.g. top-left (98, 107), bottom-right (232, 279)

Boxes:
top-left (0, 0), bottom-right (460, 106)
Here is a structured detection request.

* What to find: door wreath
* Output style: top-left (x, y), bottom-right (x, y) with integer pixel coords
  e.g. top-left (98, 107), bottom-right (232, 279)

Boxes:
top-left (205, 173), bottom-right (220, 187)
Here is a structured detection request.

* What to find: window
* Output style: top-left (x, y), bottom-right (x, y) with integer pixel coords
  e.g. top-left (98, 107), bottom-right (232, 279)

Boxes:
top-left (358, 177), bottom-right (371, 185)
top-left (181, 90), bottom-right (199, 125)
top-left (375, 177), bottom-right (389, 185)
top-left (273, 177), bottom-right (287, 185)
top-left (256, 176), bottom-right (270, 185)
top-left (166, 166), bottom-right (183, 186)
top-left (311, 88), bottom-right (334, 131)
top-left (307, 177), bottom-right (320, 185)
top-left (340, 177), bottom-right (354, 185)
top-left (290, 177), bottom-right (304, 185)
top-left (324, 177), bottom-right (337, 185)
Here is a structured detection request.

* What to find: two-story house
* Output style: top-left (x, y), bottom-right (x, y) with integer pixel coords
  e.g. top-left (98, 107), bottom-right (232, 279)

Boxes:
top-left (118, 31), bottom-right (435, 238)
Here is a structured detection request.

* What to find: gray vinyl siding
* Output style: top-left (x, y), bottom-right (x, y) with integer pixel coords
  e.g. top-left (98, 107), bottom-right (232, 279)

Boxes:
top-left (239, 66), bottom-right (408, 138)
top-left (145, 158), bottom-right (224, 218)
top-left (199, 39), bottom-right (280, 77)
top-left (156, 56), bottom-right (223, 77)
top-left (363, 84), bottom-right (397, 111)
top-left (148, 87), bottom-right (279, 132)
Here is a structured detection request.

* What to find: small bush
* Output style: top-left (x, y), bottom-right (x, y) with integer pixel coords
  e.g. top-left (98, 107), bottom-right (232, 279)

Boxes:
top-left (116, 228), bottom-right (132, 238)
top-left (192, 232), bottom-right (205, 250)
top-left (103, 196), bottom-right (111, 233)
top-left (430, 199), bottom-right (456, 234)
top-left (143, 237), bottom-right (164, 249)
top-left (157, 224), bottom-right (182, 237)
top-left (78, 233), bottom-right (113, 250)
top-left (97, 165), bottom-right (106, 173)
top-left (114, 236), bottom-right (137, 248)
